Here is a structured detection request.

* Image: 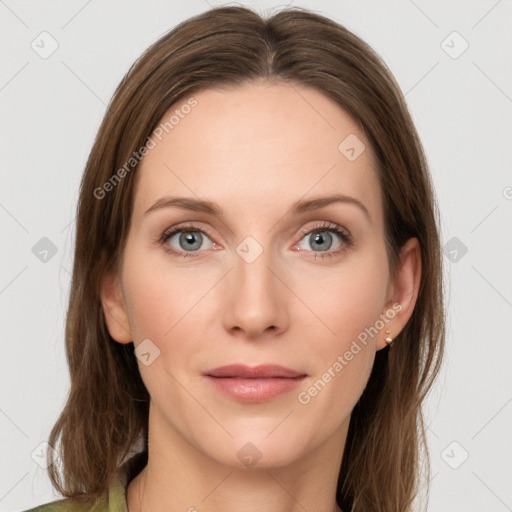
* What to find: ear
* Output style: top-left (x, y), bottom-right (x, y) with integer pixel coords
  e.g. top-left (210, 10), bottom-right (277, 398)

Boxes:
top-left (376, 237), bottom-right (421, 350)
top-left (99, 269), bottom-right (133, 344)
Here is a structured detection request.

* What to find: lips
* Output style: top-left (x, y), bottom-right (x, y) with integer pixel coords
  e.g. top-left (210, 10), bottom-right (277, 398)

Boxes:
top-left (203, 364), bottom-right (307, 403)
top-left (204, 364), bottom-right (306, 379)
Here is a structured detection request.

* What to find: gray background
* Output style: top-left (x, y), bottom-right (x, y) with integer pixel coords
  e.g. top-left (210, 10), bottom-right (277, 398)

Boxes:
top-left (1, 0), bottom-right (511, 511)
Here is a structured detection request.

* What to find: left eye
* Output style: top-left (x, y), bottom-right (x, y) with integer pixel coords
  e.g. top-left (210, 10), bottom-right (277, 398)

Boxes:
top-left (296, 228), bottom-right (348, 253)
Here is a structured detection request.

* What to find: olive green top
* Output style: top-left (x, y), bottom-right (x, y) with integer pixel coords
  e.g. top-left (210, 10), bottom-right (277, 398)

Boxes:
top-left (22, 451), bottom-right (147, 512)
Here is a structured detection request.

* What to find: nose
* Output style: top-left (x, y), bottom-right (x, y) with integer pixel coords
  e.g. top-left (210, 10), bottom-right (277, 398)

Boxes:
top-left (222, 247), bottom-right (289, 340)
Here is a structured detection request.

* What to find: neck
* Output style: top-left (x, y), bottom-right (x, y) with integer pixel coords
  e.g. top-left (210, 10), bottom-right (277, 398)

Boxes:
top-left (126, 402), bottom-right (348, 512)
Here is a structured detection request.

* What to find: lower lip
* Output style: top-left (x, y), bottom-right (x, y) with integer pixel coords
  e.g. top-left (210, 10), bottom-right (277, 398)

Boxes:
top-left (205, 376), bottom-right (306, 403)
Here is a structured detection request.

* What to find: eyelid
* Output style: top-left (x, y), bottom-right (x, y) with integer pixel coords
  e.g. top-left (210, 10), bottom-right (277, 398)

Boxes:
top-left (160, 221), bottom-right (217, 240)
top-left (296, 220), bottom-right (351, 240)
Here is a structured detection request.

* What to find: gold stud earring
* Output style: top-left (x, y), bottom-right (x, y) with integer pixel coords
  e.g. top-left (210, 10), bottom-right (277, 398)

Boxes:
top-left (384, 329), bottom-right (393, 345)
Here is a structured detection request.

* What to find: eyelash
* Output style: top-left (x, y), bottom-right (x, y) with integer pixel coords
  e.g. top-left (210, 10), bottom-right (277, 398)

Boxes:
top-left (157, 221), bottom-right (353, 260)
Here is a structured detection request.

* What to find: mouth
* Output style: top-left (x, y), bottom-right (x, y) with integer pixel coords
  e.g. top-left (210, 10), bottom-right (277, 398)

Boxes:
top-left (203, 364), bottom-right (307, 403)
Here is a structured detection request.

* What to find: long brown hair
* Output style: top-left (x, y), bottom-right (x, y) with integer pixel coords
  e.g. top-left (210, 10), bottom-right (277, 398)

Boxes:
top-left (47, 6), bottom-right (445, 511)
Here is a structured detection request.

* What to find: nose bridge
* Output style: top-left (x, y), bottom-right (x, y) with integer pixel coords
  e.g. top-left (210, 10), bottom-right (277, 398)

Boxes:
top-left (223, 237), bottom-right (286, 336)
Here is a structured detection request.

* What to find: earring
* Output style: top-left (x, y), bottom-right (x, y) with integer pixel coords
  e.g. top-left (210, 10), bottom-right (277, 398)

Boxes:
top-left (384, 329), bottom-right (393, 345)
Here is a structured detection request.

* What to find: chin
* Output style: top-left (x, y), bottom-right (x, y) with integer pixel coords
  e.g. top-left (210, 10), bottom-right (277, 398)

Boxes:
top-left (202, 432), bottom-right (309, 470)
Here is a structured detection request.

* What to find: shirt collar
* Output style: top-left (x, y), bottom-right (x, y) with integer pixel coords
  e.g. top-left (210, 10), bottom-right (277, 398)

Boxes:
top-left (108, 451), bottom-right (148, 512)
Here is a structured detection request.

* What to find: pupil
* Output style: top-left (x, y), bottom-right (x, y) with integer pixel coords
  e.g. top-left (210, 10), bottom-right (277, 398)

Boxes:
top-left (180, 232), bottom-right (202, 251)
top-left (312, 231), bottom-right (332, 251)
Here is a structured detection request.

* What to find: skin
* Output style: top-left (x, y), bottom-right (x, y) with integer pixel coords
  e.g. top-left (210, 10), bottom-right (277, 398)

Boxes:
top-left (101, 81), bottom-right (421, 512)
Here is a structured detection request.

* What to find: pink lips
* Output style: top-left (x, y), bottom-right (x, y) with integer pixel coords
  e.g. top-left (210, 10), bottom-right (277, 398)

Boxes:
top-left (204, 364), bottom-right (307, 403)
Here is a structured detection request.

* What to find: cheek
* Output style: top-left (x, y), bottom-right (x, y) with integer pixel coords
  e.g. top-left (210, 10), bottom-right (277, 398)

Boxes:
top-left (121, 242), bottom-right (205, 341)
top-left (120, 253), bottom-right (204, 400)
top-left (291, 247), bottom-right (389, 348)
top-left (300, 346), bottom-right (375, 433)
top-left (120, 245), bottom-right (217, 392)
top-left (291, 247), bottom-right (388, 408)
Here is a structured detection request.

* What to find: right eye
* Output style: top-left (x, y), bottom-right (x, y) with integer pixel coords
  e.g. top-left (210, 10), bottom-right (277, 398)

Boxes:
top-left (159, 225), bottom-right (217, 258)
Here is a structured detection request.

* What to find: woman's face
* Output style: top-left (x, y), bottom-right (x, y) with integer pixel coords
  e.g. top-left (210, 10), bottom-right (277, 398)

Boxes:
top-left (102, 81), bottom-right (418, 469)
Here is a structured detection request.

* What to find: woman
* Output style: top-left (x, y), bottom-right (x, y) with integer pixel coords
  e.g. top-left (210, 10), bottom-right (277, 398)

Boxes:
top-left (25, 6), bottom-right (445, 512)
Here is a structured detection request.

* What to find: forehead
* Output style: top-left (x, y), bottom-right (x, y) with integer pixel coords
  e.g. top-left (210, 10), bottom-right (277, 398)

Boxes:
top-left (133, 81), bottom-right (382, 227)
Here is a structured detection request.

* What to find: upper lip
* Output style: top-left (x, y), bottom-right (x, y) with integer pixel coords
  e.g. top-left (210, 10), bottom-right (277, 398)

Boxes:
top-left (204, 364), bottom-right (306, 379)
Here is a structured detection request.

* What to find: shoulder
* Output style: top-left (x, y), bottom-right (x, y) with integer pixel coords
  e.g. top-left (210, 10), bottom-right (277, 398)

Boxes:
top-left (21, 451), bottom-right (147, 512)
top-left (20, 495), bottom-right (107, 512)
top-left (23, 452), bottom-right (148, 512)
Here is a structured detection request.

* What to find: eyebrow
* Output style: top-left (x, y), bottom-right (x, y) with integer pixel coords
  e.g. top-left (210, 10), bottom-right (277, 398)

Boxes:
top-left (144, 193), bottom-right (371, 223)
